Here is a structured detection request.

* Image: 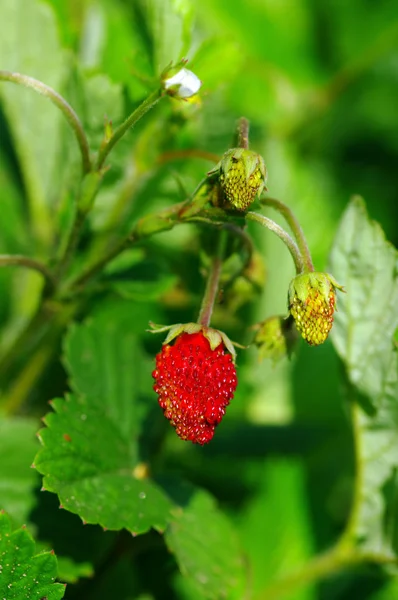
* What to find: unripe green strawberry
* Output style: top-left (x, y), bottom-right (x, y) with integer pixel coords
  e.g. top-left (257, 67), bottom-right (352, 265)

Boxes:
top-left (152, 324), bottom-right (237, 445)
top-left (208, 148), bottom-right (267, 212)
top-left (253, 315), bottom-right (297, 363)
top-left (288, 272), bottom-right (344, 346)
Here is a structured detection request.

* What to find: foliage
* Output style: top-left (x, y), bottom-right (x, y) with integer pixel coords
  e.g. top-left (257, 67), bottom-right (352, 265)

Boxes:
top-left (1, 0), bottom-right (398, 599)
top-left (0, 511), bottom-right (65, 599)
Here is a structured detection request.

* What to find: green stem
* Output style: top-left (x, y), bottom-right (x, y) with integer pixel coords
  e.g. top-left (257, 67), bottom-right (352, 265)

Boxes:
top-left (1, 303), bottom-right (77, 414)
top-left (260, 197), bottom-right (314, 272)
top-left (259, 388), bottom-right (396, 600)
top-left (0, 307), bottom-right (47, 377)
top-left (222, 223), bottom-right (254, 279)
top-left (55, 89), bottom-right (164, 277)
top-left (2, 337), bottom-right (55, 415)
top-left (258, 547), bottom-right (359, 600)
top-left (197, 230), bottom-right (227, 327)
top-left (259, 543), bottom-right (397, 600)
top-left (0, 70), bottom-right (91, 175)
top-left (69, 237), bottom-right (131, 291)
top-left (0, 201), bottom-right (237, 402)
top-left (246, 211), bottom-right (304, 274)
top-left (157, 149), bottom-right (220, 165)
top-left (0, 254), bottom-right (56, 292)
top-left (67, 194), bottom-right (205, 290)
top-left (54, 208), bottom-right (87, 282)
top-left (54, 170), bottom-right (104, 282)
top-left (96, 89), bottom-right (163, 169)
top-left (336, 398), bottom-right (363, 551)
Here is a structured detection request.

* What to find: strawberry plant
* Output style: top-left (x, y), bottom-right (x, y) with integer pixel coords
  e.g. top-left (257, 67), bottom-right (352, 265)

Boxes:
top-left (1, 1), bottom-right (398, 599)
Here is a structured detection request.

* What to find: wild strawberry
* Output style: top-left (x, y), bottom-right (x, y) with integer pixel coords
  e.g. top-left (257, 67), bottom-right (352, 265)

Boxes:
top-left (207, 148), bottom-right (267, 212)
top-left (152, 326), bottom-right (237, 445)
top-left (288, 272), bottom-right (345, 346)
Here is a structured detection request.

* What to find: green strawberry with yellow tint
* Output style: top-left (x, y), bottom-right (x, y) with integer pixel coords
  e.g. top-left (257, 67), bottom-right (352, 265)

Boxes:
top-left (208, 148), bottom-right (267, 212)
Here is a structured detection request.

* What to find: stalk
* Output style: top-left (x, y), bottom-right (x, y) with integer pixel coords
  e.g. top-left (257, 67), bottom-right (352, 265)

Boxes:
top-left (96, 89), bottom-right (163, 169)
top-left (0, 254), bottom-right (56, 293)
top-left (0, 70), bottom-right (91, 174)
top-left (236, 117), bottom-right (250, 149)
top-left (197, 231), bottom-right (227, 327)
top-left (261, 197), bottom-right (314, 272)
top-left (246, 211), bottom-right (304, 274)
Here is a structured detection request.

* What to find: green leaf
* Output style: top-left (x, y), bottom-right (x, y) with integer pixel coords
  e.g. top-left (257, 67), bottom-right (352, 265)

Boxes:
top-left (329, 197), bottom-right (398, 554)
top-left (165, 489), bottom-right (246, 600)
top-left (63, 309), bottom-right (146, 439)
top-left (102, 249), bottom-right (146, 275)
top-left (0, 0), bottom-right (68, 247)
top-left (81, 73), bottom-right (124, 151)
top-left (0, 417), bottom-right (40, 526)
top-left (138, 0), bottom-right (194, 73)
top-left (35, 394), bottom-right (172, 534)
top-left (93, 1), bottom-right (154, 100)
top-left (55, 555), bottom-right (93, 584)
top-left (330, 197), bottom-right (398, 404)
top-left (112, 275), bottom-right (177, 302)
top-left (0, 148), bottom-right (30, 255)
top-left (32, 488), bottom-right (114, 571)
top-left (89, 296), bottom-right (161, 334)
top-left (0, 511), bottom-right (65, 600)
top-left (41, 0), bottom-right (81, 47)
top-left (0, 145), bottom-right (28, 342)
top-left (35, 302), bottom-right (173, 534)
top-left (35, 541), bottom-right (94, 584)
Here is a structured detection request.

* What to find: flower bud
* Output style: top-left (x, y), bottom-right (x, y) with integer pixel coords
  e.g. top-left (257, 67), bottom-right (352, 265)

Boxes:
top-left (288, 272), bottom-right (345, 346)
top-left (208, 148), bottom-right (267, 212)
top-left (162, 67), bottom-right (202, 99)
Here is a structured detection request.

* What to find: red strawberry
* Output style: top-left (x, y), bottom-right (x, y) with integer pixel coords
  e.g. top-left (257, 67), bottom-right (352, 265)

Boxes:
top-left (152, 331), bottom-right (237, 445)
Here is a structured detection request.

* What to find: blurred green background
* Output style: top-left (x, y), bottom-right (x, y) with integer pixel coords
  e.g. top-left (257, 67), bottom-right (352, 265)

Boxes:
top-left (1, 0), bottom-right (398, 598)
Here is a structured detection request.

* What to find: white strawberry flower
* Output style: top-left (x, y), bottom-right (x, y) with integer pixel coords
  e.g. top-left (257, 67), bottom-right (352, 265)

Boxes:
top-left (163, 67), bottom-right (202, 99)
